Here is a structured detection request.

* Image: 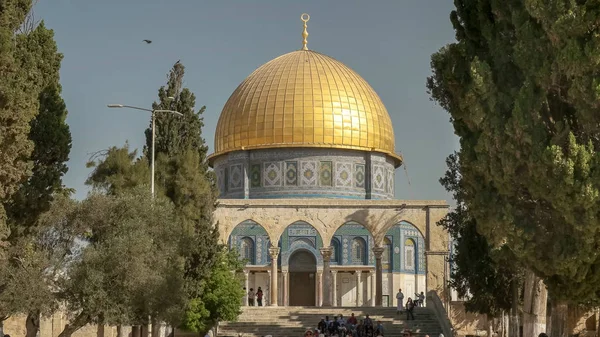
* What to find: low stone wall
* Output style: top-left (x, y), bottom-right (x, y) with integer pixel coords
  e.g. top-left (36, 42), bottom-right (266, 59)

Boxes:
top-left (3, 313), bottom-right (130, 337)
top-left (449, 301), bottom-right (490, 337)
top-left (565, 307), bottom-right (598, 337)
top-left (426, 290), bottom-right (454, 337)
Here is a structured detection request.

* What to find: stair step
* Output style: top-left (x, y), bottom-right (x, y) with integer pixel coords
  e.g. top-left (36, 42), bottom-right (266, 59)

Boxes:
top-left (217, 307), bottom-right (443, 337)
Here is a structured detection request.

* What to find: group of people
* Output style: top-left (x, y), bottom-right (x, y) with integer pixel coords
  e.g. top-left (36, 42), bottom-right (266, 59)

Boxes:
top-left (304, 326), bottom-right (442, 337)
top-left (395, 289), bottom-right (425, 320)
top-left (312, 313), bottom-right (384, 337)
top-left (245, 287), bottom-right (264, 306)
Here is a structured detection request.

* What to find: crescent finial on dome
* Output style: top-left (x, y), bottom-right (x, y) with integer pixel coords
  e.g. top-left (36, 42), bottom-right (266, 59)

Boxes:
top-left (301, 13), bottom-right (310, 50)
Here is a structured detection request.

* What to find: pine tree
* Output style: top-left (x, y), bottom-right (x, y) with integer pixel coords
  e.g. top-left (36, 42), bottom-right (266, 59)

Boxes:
top-left (0, 4), bottom-right (68, 332)
top-left (144, 61), bottom-right (219, 296)
top-left (428, 1), bottom-right (600, 336)
top-left (6, 21), bottom-right (72, 236)
top-left (0, 0), bottom-right (39, 235)
top-left (439, 154), bottom-right (520, 317)
top-left (145, 61), bottom-right (209, 163)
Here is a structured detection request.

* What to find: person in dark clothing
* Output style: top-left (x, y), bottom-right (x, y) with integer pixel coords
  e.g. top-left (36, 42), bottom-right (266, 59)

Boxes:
top-left (256, 287), bottom-right (263, 306)
top-left (405, 298), bottom-right (415, 320)
top-left (538, 334), bottom-right (548, 337)
top-left (317, 318), bottom-right (328, 334)
top-left (364, 315), bottom-right (374, 336)
top-left (356, 320), bottom-right (365, 337)
top-left (329, 317), bottom-right (340, 335)
top-left (375, 321), bottom-right (384, 336)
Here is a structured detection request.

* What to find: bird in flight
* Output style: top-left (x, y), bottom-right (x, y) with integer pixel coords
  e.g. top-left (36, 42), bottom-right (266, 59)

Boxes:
top-left (143, 39), bottom-right (152, 44)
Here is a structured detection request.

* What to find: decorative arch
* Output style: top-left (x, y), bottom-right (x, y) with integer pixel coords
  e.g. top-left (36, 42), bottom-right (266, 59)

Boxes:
top-left (266, 216), bottom-right (329, 246)
top-left (228, 220), bottom-right (270, 265)
top-left (280, 221), bottom-right (324, 267)
top-left (331, 221), bottom-right (375, 266)
top-left (329, 218), bottom-right (376, 242)
top-left (385, 221), bottom-right (426, 274)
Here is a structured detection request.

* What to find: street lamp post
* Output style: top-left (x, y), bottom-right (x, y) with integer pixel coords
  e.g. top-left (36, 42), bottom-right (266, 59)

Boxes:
top-left (107, 104), bottom-right (183, 197)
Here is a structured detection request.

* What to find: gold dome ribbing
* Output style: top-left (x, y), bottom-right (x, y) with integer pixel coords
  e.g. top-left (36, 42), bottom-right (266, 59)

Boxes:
top-left (211, 49), bottom-right (401, 166)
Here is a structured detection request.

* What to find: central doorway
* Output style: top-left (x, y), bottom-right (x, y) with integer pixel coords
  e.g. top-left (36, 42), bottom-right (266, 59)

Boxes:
top-left (289, 250), bottom-right (316, 306)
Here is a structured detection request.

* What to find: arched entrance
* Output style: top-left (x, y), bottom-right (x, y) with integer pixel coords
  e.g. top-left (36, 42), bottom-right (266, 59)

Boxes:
top-left (289, 250), bottom-right (317, 306)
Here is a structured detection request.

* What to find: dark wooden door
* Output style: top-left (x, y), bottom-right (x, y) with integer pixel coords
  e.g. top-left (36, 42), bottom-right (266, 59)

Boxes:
top-left (289, 250), bottom-right (317, 306)
top-left (289, 272), bottom-right (315, 306)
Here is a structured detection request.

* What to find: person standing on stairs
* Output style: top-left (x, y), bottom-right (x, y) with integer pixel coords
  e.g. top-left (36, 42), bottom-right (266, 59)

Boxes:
top-left (396, 288), bottom-right (405, 314)
top-left (347, 313), bottom-right (357, 330)
top-left (248, 288), bottom-right (256, 306)
top-left (317, 318), bottom-right (328, 334)
top-left (375, 320), bottom-right (384, 336)
top-left (256, 287), bottom-right (264, 306)
top-left (405, 298), bottom-right (415, 320)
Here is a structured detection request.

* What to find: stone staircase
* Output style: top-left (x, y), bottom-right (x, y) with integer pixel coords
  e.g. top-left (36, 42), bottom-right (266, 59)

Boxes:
top-left (218, 307), bottom-right (444, 337)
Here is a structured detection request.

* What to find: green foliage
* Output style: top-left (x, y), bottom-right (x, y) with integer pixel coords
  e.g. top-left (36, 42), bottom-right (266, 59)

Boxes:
top-left (145, 61), bottom-right (209, 163)
top-left (439, 154), bottom-right (520, 315)
top-left (0, 13), bottom-right (70, 325)
top-left (142, 61), bottom-right (219, 297)
top-left (5, 22), bottom-right (72, 236)
top-left (182, 248), bottom-right (245, 334)
top-left (59, 188), bottom-right (188, 331)
top-left (86, 144), bottom-right (150, 195)
top-left (428, 0), bottom-right (600, 305)
top-left (0, 194), bottom-right (79, 318)
top-left (86, 60), bottom-right (220, 325)
top-left (0, 0), bottom-right (50, 227)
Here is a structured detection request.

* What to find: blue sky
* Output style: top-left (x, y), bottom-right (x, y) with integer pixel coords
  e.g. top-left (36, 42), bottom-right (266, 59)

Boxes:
top-left (35, 0), bottom-right (458, 202)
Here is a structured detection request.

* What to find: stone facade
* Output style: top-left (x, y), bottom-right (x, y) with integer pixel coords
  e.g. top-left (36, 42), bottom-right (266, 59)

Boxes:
top-left (215, 198), bottom-right (450, 307)
top-left (213, 148), bottom-right (395, 199)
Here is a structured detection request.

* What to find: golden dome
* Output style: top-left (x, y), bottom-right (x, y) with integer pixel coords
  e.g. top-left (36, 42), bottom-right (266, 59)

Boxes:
top-left (210, 49), bottom-right (402, 166)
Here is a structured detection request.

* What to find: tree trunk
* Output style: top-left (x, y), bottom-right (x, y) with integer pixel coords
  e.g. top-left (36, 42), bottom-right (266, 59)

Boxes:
top-left (26, 310), bottom-right (41, 337)
top-left (117, 325), bottom-right (123, 337)
top-left (131, 326), bottom-right (141, 337)
top-left (0, 317), bottom-right (5, 337)
top-left (57, 312), bottom-right (90, 337)
top-left (522, 270), bottom-right (548, 336)
top-left (151, 317), bottom-right (160, 337)
top-left (509, 279), bottom-right (519, 337)
top-left (549, 300), bottom-right (568, 337)
top-left (487, 315), bottom-right (494, 336)
top-left (597, 308), bottom-right (600, 337)
top-left (96, 323), bottom-right (105, 337)
top-left (141, 324), bottom-right (149, 337)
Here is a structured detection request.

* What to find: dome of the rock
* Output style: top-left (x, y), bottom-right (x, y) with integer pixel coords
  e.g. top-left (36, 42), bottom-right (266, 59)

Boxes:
top-left (209, 50), bottom-right (401, 166)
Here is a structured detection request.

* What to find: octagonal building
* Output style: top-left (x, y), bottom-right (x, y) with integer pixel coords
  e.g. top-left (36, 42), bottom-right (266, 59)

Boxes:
top-left (209, 15), bottom-right (449, 308)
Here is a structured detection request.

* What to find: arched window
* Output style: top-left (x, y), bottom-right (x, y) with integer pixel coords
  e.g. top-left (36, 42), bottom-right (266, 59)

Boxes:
top-left (404, 238), bottom-right (415, 271)
top-left (331, 238), bottom-right (341, 263)
top-left (382, 237), bottom-right (392, 267)
top-left (352, 237), bottom-right (367, 265)
top-left (240, 237), bottom-right (255, 264)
